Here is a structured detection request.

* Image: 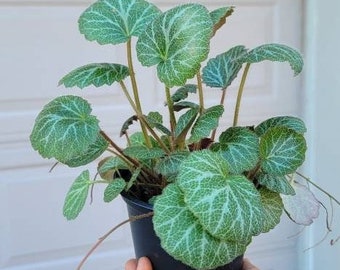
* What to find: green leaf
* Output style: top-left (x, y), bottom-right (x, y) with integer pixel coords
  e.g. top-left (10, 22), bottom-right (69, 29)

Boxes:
top-left (63, 170), bottom-right (91, 220)
top-left (79, 0), bottom-right (161, 45)
top-left (281, 182), bottom-right (320, 225)
top-left (190, 105), bottom-right (224, 143)
top-left (259, 187), bottom-right (284, 233)
top-left (120, 115), bottom-right (138, 137)
top-left (147, 112), bottom-right (171, 135)
top-left (173, 101), bottom-right (199, 112)
top-left (260, 127), bottom-right (307, 176)
top-left (123, 145), bottom-right (165, 160)
top-left (30, 96), bottom-right (100, 163)
top-left (154, 151), bottom-right (189, 182)
top-left (104, 178), bottom-right (126, 202)
top-left (153, 184), bottom-right (247, 269)
top-left (125, 167), bottom-right (141, 191)
top-left (136, 4), bottom-right (213, 87)
top-left (63, 133), bottom-right (109, 167)
top-left (59, 63), bottom-right (130, 89)
top-left (174, 108), bottom-right (199, 138)
top-left (242, 43), bottom-right (304, 76)
top-left (97, 156), bottom-right (129, 180)
top-left (202, 46), bottom-right (247, 89)
top-left (210, 7), bottom-right (234, 36)
top-left (255, 116), bottom-right (307, 137)
top-left (177, 150), bottom-right (264, 242)
top-left (170, 84), bottom-right (197, 103)
top-left (258, 173), bottom-right (295, 195)
top-left (215, 127), bottom-right (259, 174)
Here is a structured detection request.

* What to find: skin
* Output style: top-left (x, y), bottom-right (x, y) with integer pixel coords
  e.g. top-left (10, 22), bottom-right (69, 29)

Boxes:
top-left (125, 257), bottom-right (259, 270)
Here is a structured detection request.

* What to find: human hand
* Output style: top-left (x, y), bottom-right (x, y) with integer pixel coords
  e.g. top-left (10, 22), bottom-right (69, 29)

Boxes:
top-left (125, 257), bottom-right (259, 270)
top-left (125, 257), bottom-right (152, 270)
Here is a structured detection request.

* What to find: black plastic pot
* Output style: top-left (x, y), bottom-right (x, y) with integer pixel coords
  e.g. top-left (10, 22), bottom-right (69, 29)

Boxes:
top-left (122, 193), bottom-right (244, 270)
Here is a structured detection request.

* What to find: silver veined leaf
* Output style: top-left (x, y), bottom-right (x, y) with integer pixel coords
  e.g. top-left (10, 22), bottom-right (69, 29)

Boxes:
top-left (210, 6), bottom-right (234, 36)
top-left (153, 183), bottom-right (248, 269)
top-left (59, 63), bottom-right (130, 89)
top-left (259, 127), bottom-right (307, 176)
top-left (104, 178), bottom-right (126, 203)
top-left (79, 0), bottom-right (161, 45)
top-left (136, 4), bottom-right (213, 87)
top-left (63, 170), bottom-right (92, 220)
top-left (30, 95), bottom-right (100, 163)
top-left (257, 173), bottom-right (295, 195)
top-left (242, 43), bottom-right (304, 76)
top-left (177, 150), bottom-right (264, 242)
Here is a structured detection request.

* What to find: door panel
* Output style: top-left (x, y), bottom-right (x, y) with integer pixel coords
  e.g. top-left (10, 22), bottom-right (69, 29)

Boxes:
top-left (0, 1), bottom-right (302, 269)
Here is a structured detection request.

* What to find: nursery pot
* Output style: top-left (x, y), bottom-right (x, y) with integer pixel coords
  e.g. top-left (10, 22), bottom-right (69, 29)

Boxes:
top-left (122, 193), bottom-right (244, 270)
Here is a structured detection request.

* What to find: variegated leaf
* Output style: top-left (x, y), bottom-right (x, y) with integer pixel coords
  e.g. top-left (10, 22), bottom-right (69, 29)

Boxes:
top-left (104, 178), bottom-right (126, 202)
top-left (258, 173), bottom-right (295, 195)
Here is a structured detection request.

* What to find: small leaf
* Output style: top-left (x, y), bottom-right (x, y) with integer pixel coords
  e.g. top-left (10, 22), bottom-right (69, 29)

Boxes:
top-left (104, 178), bottom-right (126, 203)
top-left (202, 45), bottom-right (247, 89)
top-left (242, 43), bottom-right (304, 76)
top-left (258, 173), bottom-right (295, 195)
top-left (190, 105), bottom-right (224, 143)
top-left (260, 127), bottom-right (307, 176)
top-left (215, 127), bottom-right (259, 174)
top-left (59, 63), bottom-right (130, 89)
top-left (153, 183), bottom-right (247, 269)
top-left (79, 0), bottom-right (161, 45)
top-left (177, 150), bottom-right (264, 242)
top-left (174, 108), bottom-right (199, 138)
top-left (259, 187), bottom-right (284, 233)
top-left (123, 145), bottom-right (165, 160)
top-left (125, 167), bottom-right (141, 191)
top-left (30, 96), bottom-right (100, 163)
top-left (136, 4), bottom-right (213, 87)
top-left (120, 115), bottom-right (138, 137)
top-left (154, 151), bottom-right (189, 182)
top-left (210, 7), bottom-right (234, 36)
top-left (255, 116), bottom-right (307, 137)
top-left (63, 170), bottom-right (91, 220)
top-left (63, 133), bottom-right (109, 167)
top-left (147, 112), bottom-right (171, 135)
top-left (173, 101), bottom-right (199, 112)
top-left (170, 84), bottom-right (197, 103)
top-left (98, 156), bottom-right (129, 180)
top-left (281, 182), bottom-right (320, 225)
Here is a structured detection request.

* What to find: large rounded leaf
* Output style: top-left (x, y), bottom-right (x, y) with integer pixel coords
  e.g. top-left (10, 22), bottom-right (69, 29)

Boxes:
top-left (79, 0), bottom-right (161, 45)
top-left (177, 150), bottom-right (264, 242)
top-left (259, 127), bottom-right (307, 176)
top-left (136, 4), bottom-right (213, 87)
top-left (30, 95), bottom-right (100, 163)
top-left (255, 116), bottom-right (307, 137)
top-left (59, 63), bottom-right (130, 89)
top-left (153, 184), bottom-right (247, 269)
top-left (214, 127), bottom-right (259, 174)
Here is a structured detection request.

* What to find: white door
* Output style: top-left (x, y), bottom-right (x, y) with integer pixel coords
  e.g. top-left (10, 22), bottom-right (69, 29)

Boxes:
top-left (0, 1), bottom-right (305, 270)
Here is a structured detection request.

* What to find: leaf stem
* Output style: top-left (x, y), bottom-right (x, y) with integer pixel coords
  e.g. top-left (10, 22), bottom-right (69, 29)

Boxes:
top-left (165, 86), bottom-right (176, 150)
top-left (126, 39), bottom-right (151, 148)
top-left (211, 88), bottom-right (227, 141)
top-left (76, 212), bottom-right (154, 270)
top-left (197, 71), bottom-right (204, 114)
top-left (233, 63), bottom-right (251, 127)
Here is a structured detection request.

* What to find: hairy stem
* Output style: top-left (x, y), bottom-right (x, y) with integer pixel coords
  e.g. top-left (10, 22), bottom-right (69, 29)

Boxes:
top-left (233, 63), bottom-right (251, 127)
top-left (165, 86), bottom-right (176, 150)
top-left (126, 39), bottom-right (151, 148)
top-left (76, 212), bottom-right (154, 270)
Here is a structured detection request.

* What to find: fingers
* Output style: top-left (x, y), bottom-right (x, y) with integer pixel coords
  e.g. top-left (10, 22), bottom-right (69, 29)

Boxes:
top-left (125, 257), bottom-right (152, 270)
top-left (243, 258), bottom-right (259, 270)
top-left (125, 259), bottom-right (138, 270)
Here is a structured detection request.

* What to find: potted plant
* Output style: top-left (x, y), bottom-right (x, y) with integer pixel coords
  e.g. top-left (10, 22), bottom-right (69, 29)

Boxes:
top-left (29, 0), bottom-right (339, 269)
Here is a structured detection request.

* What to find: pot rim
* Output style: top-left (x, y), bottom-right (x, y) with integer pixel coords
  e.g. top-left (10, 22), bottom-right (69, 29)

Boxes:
top-left (121, 191), bottom-right (154, 211)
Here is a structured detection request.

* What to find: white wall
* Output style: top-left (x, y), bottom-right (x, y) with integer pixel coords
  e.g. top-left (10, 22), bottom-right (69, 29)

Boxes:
top-left (301, 0), bottom-right (340, 268)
